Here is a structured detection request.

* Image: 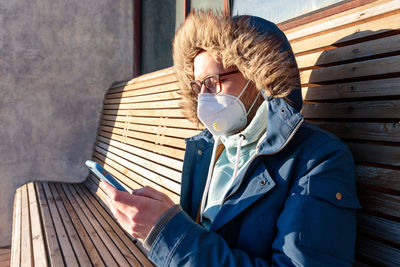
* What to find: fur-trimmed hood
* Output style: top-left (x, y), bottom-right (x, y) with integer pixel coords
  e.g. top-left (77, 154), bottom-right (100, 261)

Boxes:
top-left (173, 10), bottom-right (302, 124)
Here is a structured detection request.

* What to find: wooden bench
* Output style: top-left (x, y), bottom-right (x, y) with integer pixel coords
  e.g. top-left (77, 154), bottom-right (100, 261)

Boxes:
top-left (10, 68), bottom-right (201, 266)
top-left (10, 0), bottom-right (400, 266)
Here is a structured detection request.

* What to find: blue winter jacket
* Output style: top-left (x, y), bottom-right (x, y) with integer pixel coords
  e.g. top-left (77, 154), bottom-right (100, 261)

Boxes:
top-left (147, 14), bottom-right (361, 267)
top-left (147, 91), bottom-right (361, 266)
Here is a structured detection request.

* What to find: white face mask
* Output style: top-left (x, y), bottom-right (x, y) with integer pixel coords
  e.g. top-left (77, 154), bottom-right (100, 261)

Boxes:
top-left (197, 80), bottom-right (260, 137)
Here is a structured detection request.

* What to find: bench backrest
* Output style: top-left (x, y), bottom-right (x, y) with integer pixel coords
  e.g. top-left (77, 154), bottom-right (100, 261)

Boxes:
top-left (85, 1), bottom-right (400, 266)
top-left (285, 0), bottom-right (400, 265)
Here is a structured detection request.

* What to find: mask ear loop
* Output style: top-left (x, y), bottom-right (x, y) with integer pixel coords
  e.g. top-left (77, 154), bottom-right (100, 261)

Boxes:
top-left (245, 91), bottom-right (261, 117)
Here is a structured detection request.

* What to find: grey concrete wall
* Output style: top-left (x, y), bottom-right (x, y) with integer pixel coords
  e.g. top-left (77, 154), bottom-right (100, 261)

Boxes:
top-left (0, 0), bottom-right (133, 246)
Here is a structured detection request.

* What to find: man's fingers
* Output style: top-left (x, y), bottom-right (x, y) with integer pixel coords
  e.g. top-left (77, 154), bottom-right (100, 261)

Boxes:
top-left (133, 186), bottom-right (174, 204)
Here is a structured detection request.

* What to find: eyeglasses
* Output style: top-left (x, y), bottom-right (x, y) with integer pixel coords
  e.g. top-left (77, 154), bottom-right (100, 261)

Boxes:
top-left (190, 70), bottom-right (239, 95)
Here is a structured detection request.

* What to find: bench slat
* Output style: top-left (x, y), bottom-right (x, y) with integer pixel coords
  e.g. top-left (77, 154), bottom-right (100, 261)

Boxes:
top-left (96, 140), bottom-right (182, 183)
top-left (59, 182), bottom-right (120, 266)
top-left (105, 89), bottom-right (181, 104)
top-left (358, 213), bottom-right (400, 245)
top-left (102, 114), bottom-right (200, 129)
top-left (27, 183), bottom-right (48, 267)
top-left (291, 11), bottom-right (400, 54)
top-left (302, 77), bottom-right (400, 101)
top-left (36, 183), bottom-right (65, 267)
top-left (358, 188), bottom-right (400, 219)
top-left (97, 135), bottom-right (183, 171)
top-left (286, 0), bottom-right (398, 40)
top-left (347, 142), bottom-right (400, 167)
top-left (104, 99), bottom-right (182, 110)
top-left (93, 145), bottom-right (181, 195)
top-left (356, 235), bottom-right (400, 266)
top-left (66, 183), bottom-right (139, 266)
top-left (296, 33), bottom-right (400, 69)
top-left (75, 183), bottom-right (153, 266)
top-left (43, 182), bottom-right (80, 266)
top-left (11, 187), bottom-right (22, 267)
top-left (312, 121), bottom-right (400, 143)
top-left (101, 120), bottom-right (200, 140)
top-left (301, 55), bottom-right (400, 85)
top-left (109, 73), bottom-right (177, 94)
top-left (356, 165), bottom-right (400, 191)
top-left (103, 107), bottom-right (185, 118)
top-left (302, 100), bottom-right (400, 119)
top-left (92, 152), bottom-right (181, 201)
top-left (54, 183), bottom-right (105, 266)
top-left (98, 130), bottom-right (186, 160)
top-left (106, 82), bottom-right (179, 100)
top-left (99, 125), bottom-right (186, 149)
top-left (48, 183), bottom-right (92, 266)
top-left (20, 184), bottom-right (33, 267)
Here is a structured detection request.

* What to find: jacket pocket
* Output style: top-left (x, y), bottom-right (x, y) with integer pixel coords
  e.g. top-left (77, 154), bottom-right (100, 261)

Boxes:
top-left (299, 176), bottom-right (361, 263)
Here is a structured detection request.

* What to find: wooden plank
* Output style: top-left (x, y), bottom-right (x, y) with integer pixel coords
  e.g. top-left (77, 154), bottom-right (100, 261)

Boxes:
top-left (61, 183), bottom-right (119, 266)
top-left (312, 121), bottom-right (400, 142)
top-left (95, 140), bottom-right (181, 185)
top-left (110, 66), bottom-right (175, 89)
top-left (358, 188), bottom-right (400, 218)
top-left (72, 184), bottom-right (143, 266)
top-left (65, 182), bottom-right (134, 267)
top-left (109, 72), bottom-right (177, 94)
top-left (101, 114), bottom-right (201, 130)
top-left (106, 82), bottom-right (179, 100)
top-left (99, 125), bottom-right (186, 149)
top-left (101, 120), bottom-right (200, 140)
top-left (348, 142), bottom-right (400, 167)
top-left (96, 134), bottom-right (183, 171)
top-left (105, 89), bottom-right (181, 104)
top-left (53, 183), bottom-right (105, 267)
top-left (291, 12), bottom-right (400, 54)
top-left (97, 135), bottom-right (183, 172)
top-left (36, 183), bottom-right (65, 267)
top-left (301, 55), bottom-right (400, 85)
top-left (104, 99), bottom-right (182, 110)
top-left (302, 100), bottom-right (400, 119)
top-left (20, 184), bottom-right (32, 267)
top-left (302, 77), bottom-right (400, 101)
top-left (357, 213), bottom-right (400, 245)
top-left (91, 155), bottom-right (180, 203)
top-left (80, 184), bottom-right (154, 267)
top-left (356, 165), bottom-right (400, 191)
top-left (296, 33), bottom-right (400, 69)
top-left (42, 182), bottom-right (79, 266)
top-left (48, 183), bottom-right (93, 267)
top-left (356, 235), bottom-right (400, 266)
top-left (27, 182), bottom-right (48, 267)
top-left (93, 145), bottom-right (181, 195)
top-left (10, 187), bottom-right (22, 267)
top-left (103, 107), bottom-right (185, 118)
top-left (286, 0), bottom-right (400, 41)
top-left (98, 130), bottom-right (186, 160)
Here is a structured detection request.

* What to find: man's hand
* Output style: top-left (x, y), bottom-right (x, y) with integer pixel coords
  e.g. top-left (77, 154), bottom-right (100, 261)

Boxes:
top-left (100, 181), bottom-right (175, 240)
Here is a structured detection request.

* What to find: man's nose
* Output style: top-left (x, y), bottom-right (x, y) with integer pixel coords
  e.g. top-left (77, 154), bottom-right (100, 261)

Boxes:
top-left (200, 83), bottom-right (207, 94)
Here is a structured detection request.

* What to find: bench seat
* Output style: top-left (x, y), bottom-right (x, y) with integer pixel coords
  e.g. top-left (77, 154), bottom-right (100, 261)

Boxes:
top-left (11, 181), bottom-right (153, 267)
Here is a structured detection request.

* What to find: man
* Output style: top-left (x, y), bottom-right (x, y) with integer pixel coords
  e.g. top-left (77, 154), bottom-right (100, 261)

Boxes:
top-left (101, 10), bottom-right (361, 266)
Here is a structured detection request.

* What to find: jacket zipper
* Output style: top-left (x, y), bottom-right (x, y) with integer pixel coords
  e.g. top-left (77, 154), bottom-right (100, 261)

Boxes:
top-left (222, 118), bottom-right (304, 204)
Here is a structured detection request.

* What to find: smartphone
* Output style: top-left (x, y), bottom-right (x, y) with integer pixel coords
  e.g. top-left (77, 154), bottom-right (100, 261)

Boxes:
top-left (85, 160), bottom-right (128, 192)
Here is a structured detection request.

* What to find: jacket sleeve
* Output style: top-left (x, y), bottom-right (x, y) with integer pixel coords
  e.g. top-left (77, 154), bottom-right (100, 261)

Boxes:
top-left (148, 138), bottom-right (361, 267)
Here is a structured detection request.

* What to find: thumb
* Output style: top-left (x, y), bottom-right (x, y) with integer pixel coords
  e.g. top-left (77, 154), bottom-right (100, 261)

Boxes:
top-left (133, 186), bottom-right (169, 202)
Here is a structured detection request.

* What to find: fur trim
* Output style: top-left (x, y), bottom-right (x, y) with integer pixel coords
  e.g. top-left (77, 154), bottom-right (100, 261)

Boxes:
top-left (173, 10), bottom-right (300, 124)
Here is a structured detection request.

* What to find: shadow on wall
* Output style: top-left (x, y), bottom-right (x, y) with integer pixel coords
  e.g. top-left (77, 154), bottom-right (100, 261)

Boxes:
top-left (302, 28), bottom-right (400, 265)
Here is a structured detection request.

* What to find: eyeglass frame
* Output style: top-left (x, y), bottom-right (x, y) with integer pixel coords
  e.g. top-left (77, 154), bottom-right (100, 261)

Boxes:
top-left (190, 70), bottom-right (240, 95)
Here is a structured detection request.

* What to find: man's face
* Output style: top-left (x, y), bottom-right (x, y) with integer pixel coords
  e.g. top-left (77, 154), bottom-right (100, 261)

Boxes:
top-left (193, 51), bottom-right (260, 116)
top-left (193, 51), bottom-right (248, 97)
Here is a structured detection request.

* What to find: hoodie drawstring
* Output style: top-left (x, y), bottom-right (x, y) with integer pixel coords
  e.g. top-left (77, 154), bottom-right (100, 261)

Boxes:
top-left (232, 134), bottom-right (245, 180)
top-left (200, 136), bottom-right (220, 222)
